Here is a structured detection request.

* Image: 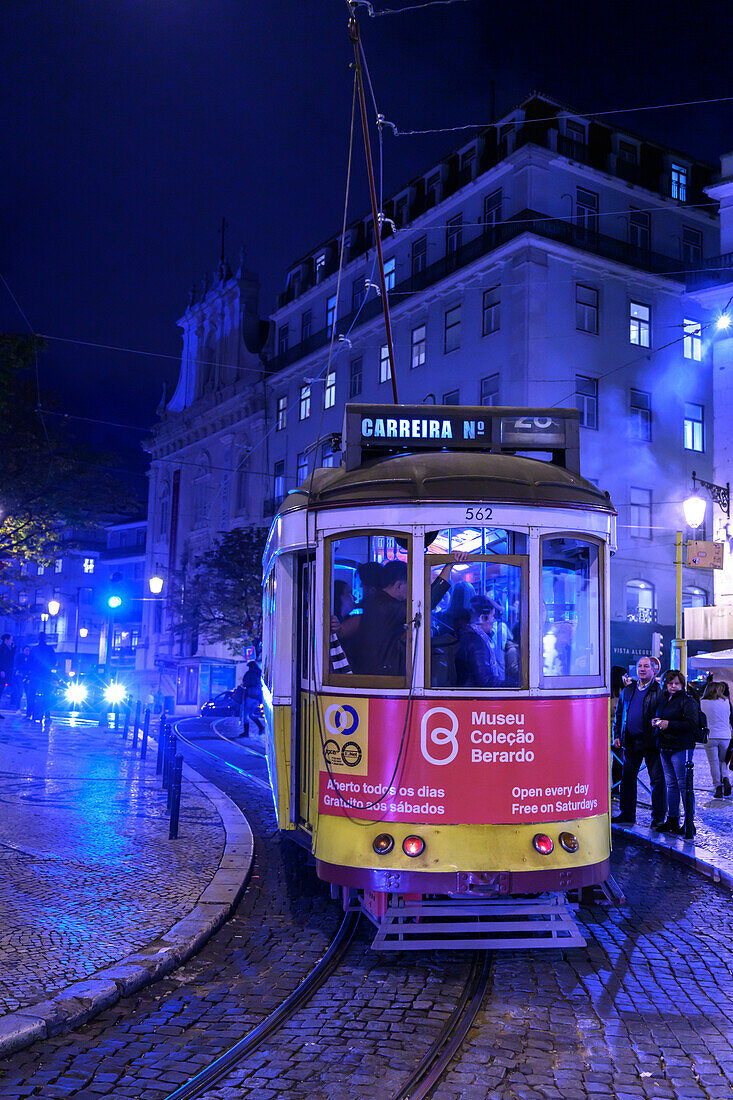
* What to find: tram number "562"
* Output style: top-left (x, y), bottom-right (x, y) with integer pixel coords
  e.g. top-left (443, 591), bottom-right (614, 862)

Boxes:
top-left (464, 505), bottom-right (493, 522)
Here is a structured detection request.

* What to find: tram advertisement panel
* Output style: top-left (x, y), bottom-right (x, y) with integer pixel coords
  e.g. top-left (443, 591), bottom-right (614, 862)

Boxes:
top-left (316, 695), bottom-right (609, 825)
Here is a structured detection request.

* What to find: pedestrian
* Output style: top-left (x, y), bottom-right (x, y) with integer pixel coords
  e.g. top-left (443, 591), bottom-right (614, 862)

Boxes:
top-left (652, 669), bottom-right (699, 837)
top-left (26, 633), bottom-right (57, 727)
top-left (10, 645), bottom-right (31, 711)
top-left (700, 681), bottom-right (733, 798)
top-left (240, 661), bottom-right (265, 737)
top-left (231, 678), bottom-right (245, 729)
top-left (0, 633), bottom-right (15, 714)
top-left (612, 655), bottom-right (665, 828)
top-left (609, 665), bottom-right (627, 796)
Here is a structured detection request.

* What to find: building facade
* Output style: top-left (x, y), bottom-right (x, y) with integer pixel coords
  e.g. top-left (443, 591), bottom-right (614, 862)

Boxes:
top-left (142, 92), bottom-right (730, 687)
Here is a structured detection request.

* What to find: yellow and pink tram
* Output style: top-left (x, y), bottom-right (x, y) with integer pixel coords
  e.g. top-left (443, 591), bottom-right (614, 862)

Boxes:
top-left (262, 405), bottom-right (616, 948)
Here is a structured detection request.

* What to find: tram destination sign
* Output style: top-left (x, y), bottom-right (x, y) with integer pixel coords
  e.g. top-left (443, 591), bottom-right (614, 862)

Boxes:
top-left (342, 404), bottom-right (580, 471)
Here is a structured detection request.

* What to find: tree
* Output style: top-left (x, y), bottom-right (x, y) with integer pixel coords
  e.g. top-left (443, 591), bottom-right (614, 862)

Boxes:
top-left (0, 334), bottom-right (137, 567)
top-left (173, 527), bottom-right (268, 656)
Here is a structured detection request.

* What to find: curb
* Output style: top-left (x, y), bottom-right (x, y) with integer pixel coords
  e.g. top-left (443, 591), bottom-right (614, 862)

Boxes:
top-left (0, 756), bottom-right (254, 1057)
top-left (612, 822), bottom-right (733, 892)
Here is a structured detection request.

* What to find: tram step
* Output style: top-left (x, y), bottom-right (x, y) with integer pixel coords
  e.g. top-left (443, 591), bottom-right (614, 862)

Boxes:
top-left (370, 892), bottom-right (586, 951)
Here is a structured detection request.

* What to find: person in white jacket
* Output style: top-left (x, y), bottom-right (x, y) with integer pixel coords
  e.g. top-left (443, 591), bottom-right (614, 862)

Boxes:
top-left (700, 681), bottom-right (732, 799)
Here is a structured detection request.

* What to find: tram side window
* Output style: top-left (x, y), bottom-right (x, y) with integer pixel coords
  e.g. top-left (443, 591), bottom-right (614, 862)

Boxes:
top-left (542, 537), bottom-right (601, 680)
top-left (262, 568), bottom-right (276, 692)
top-left (428, 556), bottom-right (524, 689)
top-left (328, 535), bottom-right (410, 681)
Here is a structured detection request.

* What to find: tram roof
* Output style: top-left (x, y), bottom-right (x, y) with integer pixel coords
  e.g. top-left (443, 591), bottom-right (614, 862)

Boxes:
top-left (278, 451), bottom-right (615, 515)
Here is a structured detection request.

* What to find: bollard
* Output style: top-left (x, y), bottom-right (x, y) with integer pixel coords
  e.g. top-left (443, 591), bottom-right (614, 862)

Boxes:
top-left (155, 716), bottom-right (166, 775)
top-left (163, 732), bottom-right (177, 790)
top-left (140, 708), bottom-right (150, 760)
top-left (97, 703), bottom-right (108, 729)
top-left (132, 700), bottom-right (141, 750)
top-left (166, 736), bottom-right (179, 808)
top-left (684, 756), bottom-right (695, 840)
top-left (122, 705), bottom-right (130, 740)
top-left (169, 754), bottom-right (183, 839)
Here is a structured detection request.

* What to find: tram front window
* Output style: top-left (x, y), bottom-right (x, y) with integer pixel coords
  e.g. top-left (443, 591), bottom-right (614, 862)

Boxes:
top-left (542, 537), bottom-right (601, 681)
top-left (328, 534), bottom-right (411, 681)
top-left (427, 547), bottom-right (524, 690)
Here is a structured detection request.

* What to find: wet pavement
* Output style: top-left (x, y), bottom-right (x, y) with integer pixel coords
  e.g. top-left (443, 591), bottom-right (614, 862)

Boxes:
top-left (0, 720), bottom-right (732, 1098)
top-left (0, 711), bottom-right (224, 1017)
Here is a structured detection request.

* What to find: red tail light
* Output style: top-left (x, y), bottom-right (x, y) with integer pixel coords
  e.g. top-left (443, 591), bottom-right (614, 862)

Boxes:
top-left (532, 833), bottom-right (554, 855)
top-left (402, 835), bottom-right (425, 857)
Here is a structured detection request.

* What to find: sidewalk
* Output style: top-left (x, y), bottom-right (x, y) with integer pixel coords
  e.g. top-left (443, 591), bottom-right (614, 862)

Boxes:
top-left (0, 710), bottom-right (253, 1055)
top-left (612, 754), bottom-right (733, 887)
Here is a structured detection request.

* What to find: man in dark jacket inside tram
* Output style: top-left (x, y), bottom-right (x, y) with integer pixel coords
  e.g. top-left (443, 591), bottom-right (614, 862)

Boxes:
top-left (612, 654), bottom-right (665, 828)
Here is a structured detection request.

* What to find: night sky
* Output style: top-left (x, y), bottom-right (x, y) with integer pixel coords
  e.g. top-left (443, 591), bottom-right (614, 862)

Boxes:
top-left (3, 0), bottom-right (732, 489)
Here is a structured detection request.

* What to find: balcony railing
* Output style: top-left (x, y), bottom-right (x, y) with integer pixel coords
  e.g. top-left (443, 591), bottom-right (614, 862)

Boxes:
top-left (265, 210), bottom-right (687, 376)
top-left (686, 252), bottom-right (733, 290)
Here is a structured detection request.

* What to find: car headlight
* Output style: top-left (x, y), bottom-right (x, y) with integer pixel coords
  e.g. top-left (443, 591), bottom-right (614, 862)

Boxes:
top-left (104, 683), bottom-right (126, 705)
top-left (66, 684), bottom-right (88, 706)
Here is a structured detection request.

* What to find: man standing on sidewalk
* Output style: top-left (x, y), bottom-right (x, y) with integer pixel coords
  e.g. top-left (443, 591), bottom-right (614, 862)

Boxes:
top-left (612, 655), bottom-right (665, 827)
top-left (0, 634), bottom-right (15, 716)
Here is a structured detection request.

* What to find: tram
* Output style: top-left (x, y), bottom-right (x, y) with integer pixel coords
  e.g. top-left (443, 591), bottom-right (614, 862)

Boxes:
top-left (262, 404), bottom-right (616, 949)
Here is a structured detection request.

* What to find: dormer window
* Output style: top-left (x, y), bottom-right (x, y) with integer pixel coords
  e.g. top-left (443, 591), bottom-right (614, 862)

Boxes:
top-left (619, 140), bottom-right (638, 164)
top-left (460, 149), bottom-right (475, 183)
top-left (671, 164), bottom-right (688, 202)
top-left (426, 172), bottom-right (441, 208)
top-left (315, 253), bottom-right (326, 283)
top-left (566, 120), bottom-right (585, 144)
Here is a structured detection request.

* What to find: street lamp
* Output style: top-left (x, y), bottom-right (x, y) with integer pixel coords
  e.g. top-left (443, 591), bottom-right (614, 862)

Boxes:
top-left (683, 493), bottom-right (706, 530)
top-left (149, 574), bottom-right (164, 595)
top-left (47, 599), bottom-right (60, 618)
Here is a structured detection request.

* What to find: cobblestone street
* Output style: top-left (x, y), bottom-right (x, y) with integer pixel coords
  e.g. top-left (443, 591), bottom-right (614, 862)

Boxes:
top-left (0, 719), bottom-right (731, 1099)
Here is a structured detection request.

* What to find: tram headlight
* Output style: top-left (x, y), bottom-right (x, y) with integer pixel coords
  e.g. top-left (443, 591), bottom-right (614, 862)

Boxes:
top-left (559, 831), bottom-right (579, 853)
top-left (402, 835), bottom-right (425, 857)
top-left (532, 833), bottom-right (554, 855)
top-left (373, 833), bottom-right (394, 855)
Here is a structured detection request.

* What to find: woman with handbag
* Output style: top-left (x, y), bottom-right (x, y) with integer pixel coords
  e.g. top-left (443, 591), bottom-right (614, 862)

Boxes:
top-left (701, 681), bottom-right (732, 799)
top-left (652, 669), bottom-right (698, 836)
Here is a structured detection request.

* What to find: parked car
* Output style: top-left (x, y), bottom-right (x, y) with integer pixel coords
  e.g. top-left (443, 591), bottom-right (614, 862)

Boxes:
top-left (200, 691), bottom-right (239, 717)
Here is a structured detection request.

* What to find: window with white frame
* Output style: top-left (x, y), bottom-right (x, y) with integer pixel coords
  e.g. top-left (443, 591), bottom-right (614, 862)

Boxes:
top-left (37, 564), bottom-right (45, 576)
top-left (55, 559), bottom-right (63, 573)
top-left (278, 324), bottom-right (289, 355)
top-left (460, 148), bottom-right (475, 181)
top-left (412, 236), bottom-right (427, 278)
top-left (671, 163), bottom-right (688, 202)
top-left (384, 257), bottom-right (396, 292)
top-left (629, 210), bottom-right (650, 250)
top-left (315, 253), bottom-right (326, 283)
top-left (480, 373), bottom-right (499, 405)
top-left (326, 295), bottom-right (337, 335)
top-left (682, 586), bottom-right (707, 609)
top-left (566, 120), bottom-right (586, 146)
top-left (444, 305), bottom-right (461, 353)
top-left (575, 284), bottom-right (599, 334)
top-left (301, 310), bottom-right (312, 341)
top-left (350, 356), bottom-right (362, 397)
top-left (575, 375), bottom-right (598, 429)
top-left (276, 395), bottom-right (287, 431)
top-left (273, 460), bottom-right (285, 502)
top-left (681, 226), bottom-right (702, 266)
top-left (83, 557), bottom-right (95, 574)
top-left (324, 370), bottom-right (336, 409)
top-left (684, 402), bottom-right (704, 451)
top-left (629, 301), bottom-right (651, 347)
top-left (352, 276), bottom-right (365, 312)
top-left (299, 384), bottom-right (311, 420)
top-left (629, 388), bottom-right (652, 441)
top-left (618, 140), bottom-right (638, 164)
top-left (443, 388), bottom-right (459, 405)
top-left (482, 286), bottom-right (500, 334)
top-left (446, 215), bottom-right (462, 257)
top-left (483, 189), bottom-right (502, 228)
top-left (425, 172), bottom-right (440, 207)
top-left (296, 452), bottom-right (308, 484)
top-left (629, 487), bottom-right (652, 539)
top-left (626, 579), bottom-right (656, 621)
top-left (411, 324), bottom-right (426, 369)
top-left (683, 319), bottom-right (702, 361)
top-left (576, 188), bottom-right (598, 232)
top-left (379, 345), bottom-right (391, 384)
top-left (321, 442), bottom-right (337, 469)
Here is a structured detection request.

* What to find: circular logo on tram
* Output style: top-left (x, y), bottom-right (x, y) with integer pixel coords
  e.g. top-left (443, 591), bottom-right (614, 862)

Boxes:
top-left (324, 703), bottom-right (360, 736)
top-left (340, 741), bottom-right (362, 767)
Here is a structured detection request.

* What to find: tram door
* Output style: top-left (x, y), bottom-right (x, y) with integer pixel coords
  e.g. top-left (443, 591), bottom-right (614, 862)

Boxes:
top-left (292, 552), bottom-right (315, 830)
